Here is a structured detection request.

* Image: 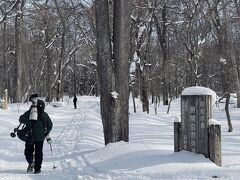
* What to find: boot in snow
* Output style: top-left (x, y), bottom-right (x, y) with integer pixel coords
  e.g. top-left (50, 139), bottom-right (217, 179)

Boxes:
top-left (27, 163), bottom-right (34, 172)
top-left (34, 169), bottom-right (41, 174)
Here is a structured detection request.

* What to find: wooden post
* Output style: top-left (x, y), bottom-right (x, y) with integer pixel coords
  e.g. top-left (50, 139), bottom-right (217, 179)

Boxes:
top-left (209, 124), bottom-right (221, 166)
top-left (174, 122), bottom-right (181, 152)
top-left (4, 89), bottom-right (8, 109)
top-left (177, 87), bottom-right (221, 166)
top-left (1, 100), bottom-right (6, 109)
top-left (181, 95), bottom-right (211, 157)
top-left (0, 89), bottom-right (8, 110)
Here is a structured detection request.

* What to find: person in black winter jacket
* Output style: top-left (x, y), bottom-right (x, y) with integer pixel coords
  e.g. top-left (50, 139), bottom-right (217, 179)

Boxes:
top-left (19, 95), bottom-right (53, 174)
top-left (73, 95), bottom-right (77, 109)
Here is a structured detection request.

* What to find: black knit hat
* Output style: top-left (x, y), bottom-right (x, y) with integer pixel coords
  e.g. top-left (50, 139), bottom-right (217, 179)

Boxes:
top-left (29, 93), bottom-right (38, 102)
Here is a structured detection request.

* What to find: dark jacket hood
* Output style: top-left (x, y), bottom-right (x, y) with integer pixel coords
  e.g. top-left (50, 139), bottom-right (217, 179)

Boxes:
top-left (37, 99), bottom-right (45, 113)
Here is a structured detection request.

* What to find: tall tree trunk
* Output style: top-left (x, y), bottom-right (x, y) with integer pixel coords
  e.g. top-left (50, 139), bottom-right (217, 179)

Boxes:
top-left (95, 0), bottom-right (115, 145)
top-left (45, 1), bottom-right (53, 102)
top-left (45, 28), bottom-right (53, 102)
top-left (56, 28), bottom-right (65, 101)
top-left (73, 26), bottom-right (77, 96)
top-left (113, 0), bottom-right (130, 142)
top-left (96, 0), bottom-right (130, 144)
top-left (129, 18), bottom-right (137, 113)
top-left (232, 56), bottom-right (240, 108)
top-left (83, 67), bottom-right (87, 94)
top-left (161, 4), bottom-right (169, 105)
top-left (131, 85), bottom-right (136, 113)
top-left (140, 67), bottom-right (149, 113)
top-left (232, 41), bottom-right (240, 108)
top-left (2, 20), bottom-right (7, 91)
top-left (95, 73), bottom-right (99, 97)
top-left (153, 4), bottom-right (169, 105)
top-left (225, 93), bottom-right (233, 132)
top-left (141, 16), bottom-right (154, 113)
top-left (54, 0), bottom-right (66, 101)
top-left (12, 2), bottom-right (22, 103)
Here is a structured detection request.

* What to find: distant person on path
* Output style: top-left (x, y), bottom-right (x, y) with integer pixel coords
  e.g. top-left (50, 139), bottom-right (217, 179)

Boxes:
top-left (73, 95), bottom-right (77, 109)
top-left (19, 94), bottom-right (53, 174)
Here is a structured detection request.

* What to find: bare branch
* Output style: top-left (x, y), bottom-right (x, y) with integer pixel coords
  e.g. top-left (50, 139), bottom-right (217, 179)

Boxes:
top-left (0, 0), bottom-right (20, 25)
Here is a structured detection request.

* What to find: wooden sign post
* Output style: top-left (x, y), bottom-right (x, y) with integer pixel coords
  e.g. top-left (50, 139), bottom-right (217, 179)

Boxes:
top-left (174, 93), bottom-right (221, 166)
top-left (181, 95), bottom-right (211, 156)
top-left (0, 89), bottom-right (8, 110)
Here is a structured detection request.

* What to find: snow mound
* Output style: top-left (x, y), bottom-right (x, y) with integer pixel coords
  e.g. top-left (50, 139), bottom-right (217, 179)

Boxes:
top-left (50, 101), bottom-right (66, 107)
top-left (86, 141), bottom-right (149, 164)
top-left (209, 119), bottom-right (221, 125)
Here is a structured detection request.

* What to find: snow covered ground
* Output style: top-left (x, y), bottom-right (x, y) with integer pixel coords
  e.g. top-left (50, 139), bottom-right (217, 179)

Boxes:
top-left (0, 95), bottom-right (240, 179)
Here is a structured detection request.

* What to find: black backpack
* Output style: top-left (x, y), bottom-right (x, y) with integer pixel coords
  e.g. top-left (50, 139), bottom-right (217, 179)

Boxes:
top-left (17, 124), bottom-right (33, 142)
top-left (17, 115), bottom-right (46, 142)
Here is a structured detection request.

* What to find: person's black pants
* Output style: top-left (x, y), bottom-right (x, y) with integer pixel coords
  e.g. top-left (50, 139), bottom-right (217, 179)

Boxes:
top-left (24, 141), bottom-right (44, 171)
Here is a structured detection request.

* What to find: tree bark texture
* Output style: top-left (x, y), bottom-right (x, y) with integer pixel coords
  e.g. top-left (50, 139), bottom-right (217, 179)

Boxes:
top-left (113, 0), bottom-right (130, 142)
top-left (153, 4), bottom-right (169, 105)
top-left (45, 28), bottom-right (53, 102)
top-left (225, 93), bottom-right (233, 132)
top-left (95, 0), bottom-right (130, 144)
top-left (2, 20), bottom-right (7, 91)
top-left (209, 124), bottom-right (222, 166)
top-left (141, 68), bottom-right (149, 113)
top-left (44, 1), bottom-right (53, 102)
top-left (95, 0), bottom-right (115, 145)
top-left (12, 2), bottom-right (22, 103)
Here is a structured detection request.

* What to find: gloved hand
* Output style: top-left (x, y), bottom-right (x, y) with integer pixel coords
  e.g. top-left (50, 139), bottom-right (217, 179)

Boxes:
top-left (44, 131), bottom-right (50, 137)
top-left (45, 134), bottom-right (52, 144)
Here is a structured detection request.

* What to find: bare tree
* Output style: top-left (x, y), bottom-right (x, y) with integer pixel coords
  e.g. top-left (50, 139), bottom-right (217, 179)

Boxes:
top-left (95, 0), bottom-right (130, 144)
top-left (207, 0), bottom-right (233, 131)
top-left (12, 0), bottom-right (24, 102)
top-left (95, 0), bottom-right (115, 144)
top-left (153, 1), bottom-right (169, 105)
top-left (113, 0), bottom-right (131, 142)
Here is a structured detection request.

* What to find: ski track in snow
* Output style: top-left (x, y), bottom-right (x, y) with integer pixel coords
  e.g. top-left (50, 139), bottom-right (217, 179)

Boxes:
top-left (0, 101), bottom-right (102, 180)
top-left (49, 102), bottom-right (110, 179)
top-left (55, 109), bottom-right (87, 155)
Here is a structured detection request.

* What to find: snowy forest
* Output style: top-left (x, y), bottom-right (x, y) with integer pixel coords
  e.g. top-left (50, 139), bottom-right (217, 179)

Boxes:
top-left (1, 0), bottom-right (240, 104)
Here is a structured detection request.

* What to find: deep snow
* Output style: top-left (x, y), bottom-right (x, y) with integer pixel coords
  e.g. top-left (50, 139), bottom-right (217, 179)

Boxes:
top-left (0, 95), bottom-right (239, 180)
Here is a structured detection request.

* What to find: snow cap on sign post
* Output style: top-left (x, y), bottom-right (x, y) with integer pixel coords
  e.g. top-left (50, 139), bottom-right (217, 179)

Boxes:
top-left (182, 86), bottom-right (216, 106)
